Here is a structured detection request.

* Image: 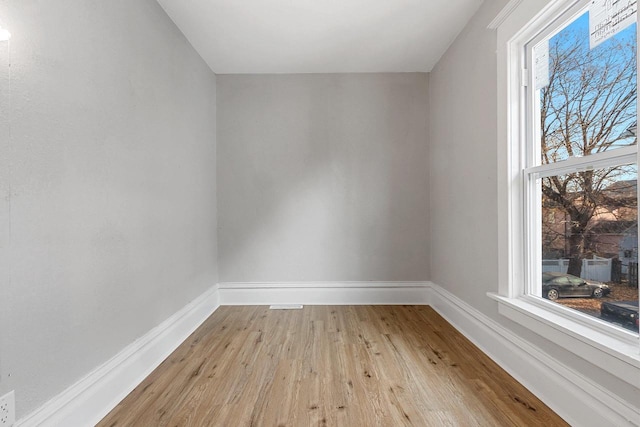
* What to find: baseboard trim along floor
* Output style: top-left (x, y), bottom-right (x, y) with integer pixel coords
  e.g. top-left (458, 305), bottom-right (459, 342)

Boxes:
top-left (17, 281), bottom-right (639, 426)
top-left (17, 285), bottom-right (221, 427)
top-left (218, 281), bottom-right (431, 306)
top-left (427, 283), bottom-right (639, 427)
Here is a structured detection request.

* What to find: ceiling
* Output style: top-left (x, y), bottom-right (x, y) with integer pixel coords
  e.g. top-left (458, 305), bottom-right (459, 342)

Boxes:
top-left (156, 0), bottom-right (484, 74)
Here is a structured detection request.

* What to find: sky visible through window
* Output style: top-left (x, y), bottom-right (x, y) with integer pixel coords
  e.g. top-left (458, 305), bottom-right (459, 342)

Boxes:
top-left (539, 11), bottom-right (636, 164)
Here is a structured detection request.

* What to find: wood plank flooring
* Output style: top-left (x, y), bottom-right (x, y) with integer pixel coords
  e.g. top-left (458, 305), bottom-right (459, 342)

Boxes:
top-left (98, 306), bottom-right (568, 426)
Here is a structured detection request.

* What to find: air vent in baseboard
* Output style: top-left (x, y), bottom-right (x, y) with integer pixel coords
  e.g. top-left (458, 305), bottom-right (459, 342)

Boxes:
top-left (269, 304), bottom-right (303, 310)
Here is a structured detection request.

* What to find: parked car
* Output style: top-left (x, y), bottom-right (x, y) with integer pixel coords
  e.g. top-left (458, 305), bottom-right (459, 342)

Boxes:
top-left (542, 272), bottom-right (611, 300)
top-left (601, 300), bottom-right (639, 331)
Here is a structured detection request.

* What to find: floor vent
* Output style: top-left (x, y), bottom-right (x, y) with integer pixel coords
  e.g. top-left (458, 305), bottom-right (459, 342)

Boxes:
top-left (269, 304), bottom-right (303, 310)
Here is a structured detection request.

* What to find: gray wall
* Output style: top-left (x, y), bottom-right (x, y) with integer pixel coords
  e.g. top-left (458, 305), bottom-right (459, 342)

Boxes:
top-left (0, 0), bottom-right (218, 418)
top-left (3, 0), bottom-right (630, 420)
top-left (429, 0), bottom-right (501, 316)
top-left (428, 0), bottom-right (637, 410)
top-left (217, 73), bottom-right (429, 282)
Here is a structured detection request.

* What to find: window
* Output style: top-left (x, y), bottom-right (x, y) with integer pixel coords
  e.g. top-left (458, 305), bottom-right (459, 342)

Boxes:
top-left (492, 0), bottom-right (640, 386)
top-left (526, 2), bottom-right (638, 331)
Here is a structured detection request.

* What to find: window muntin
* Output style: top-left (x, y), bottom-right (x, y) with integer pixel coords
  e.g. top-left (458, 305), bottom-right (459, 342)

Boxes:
top-left (523, 2), bottom-right (639, 334)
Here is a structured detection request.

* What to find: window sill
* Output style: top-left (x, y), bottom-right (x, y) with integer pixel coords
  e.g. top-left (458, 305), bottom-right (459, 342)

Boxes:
top-left (487, 292), bottom-right (640, 388)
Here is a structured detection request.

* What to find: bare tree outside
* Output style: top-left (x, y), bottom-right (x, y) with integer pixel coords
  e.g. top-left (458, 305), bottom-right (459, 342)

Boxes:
top-left (540, 14), bottom-right (637, 278)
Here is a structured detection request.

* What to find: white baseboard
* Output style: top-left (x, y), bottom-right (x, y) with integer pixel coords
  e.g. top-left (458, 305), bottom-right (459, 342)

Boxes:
top-left (218, 281), bottom-right (431, 305)
top-left (427, 282), bottom-right (640, 427)
top-left (18, 285), bottom-right (221, 427)
top-left (18, 280), bottom-right (638, 427)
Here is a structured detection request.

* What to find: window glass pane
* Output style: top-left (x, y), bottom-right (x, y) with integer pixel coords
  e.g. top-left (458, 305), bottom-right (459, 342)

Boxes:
top-left (540, 165), bottom-right (638, 332)
top-left (537, 12), bottom-right (637, 164)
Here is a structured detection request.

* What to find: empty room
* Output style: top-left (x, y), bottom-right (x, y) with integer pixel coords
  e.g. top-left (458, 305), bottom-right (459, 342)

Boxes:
top-left (1, 0), bottom-right (639, 426)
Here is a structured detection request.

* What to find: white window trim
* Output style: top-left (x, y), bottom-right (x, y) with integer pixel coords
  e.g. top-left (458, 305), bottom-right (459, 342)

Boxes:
top-left (491, 0), bottom-right (640, 389)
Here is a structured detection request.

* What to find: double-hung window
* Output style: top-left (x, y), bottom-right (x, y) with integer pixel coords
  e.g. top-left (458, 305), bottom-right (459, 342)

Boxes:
top-left (492, 0), bottom-right (640, 385)
top-left (526, 2), bottom-right (637, 326)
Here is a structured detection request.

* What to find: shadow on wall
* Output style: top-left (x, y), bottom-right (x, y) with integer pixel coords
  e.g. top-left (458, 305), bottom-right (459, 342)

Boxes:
top-left (217, 73), bottom-right (430, 283)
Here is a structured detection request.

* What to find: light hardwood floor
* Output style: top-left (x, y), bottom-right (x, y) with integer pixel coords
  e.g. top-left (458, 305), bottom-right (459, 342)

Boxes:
top-left (99, 306), bottom-right (568, 426)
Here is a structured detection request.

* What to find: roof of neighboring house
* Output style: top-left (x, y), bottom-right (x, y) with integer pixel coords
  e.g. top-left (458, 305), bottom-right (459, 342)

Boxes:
top-left (590, 219), bottom-right (637, 235)
top-left (620, 121), bottom-right (637, 139)
top-left (604, 179), bottom-right (637, 196)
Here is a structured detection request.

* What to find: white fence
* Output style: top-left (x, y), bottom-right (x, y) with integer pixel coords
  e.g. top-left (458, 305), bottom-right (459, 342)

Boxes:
top-left (542, 259), bottom-right (570, 273)
top-left (542, 257), bottom-right (611, 282)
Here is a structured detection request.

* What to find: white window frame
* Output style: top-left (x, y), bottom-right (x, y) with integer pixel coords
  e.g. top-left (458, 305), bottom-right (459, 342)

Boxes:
top-left (489, 0), bottom-right (640, 389)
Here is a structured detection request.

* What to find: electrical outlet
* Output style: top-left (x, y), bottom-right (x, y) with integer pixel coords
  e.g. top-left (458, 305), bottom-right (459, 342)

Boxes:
top-left (0, 391), bottom-right (15, 426)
